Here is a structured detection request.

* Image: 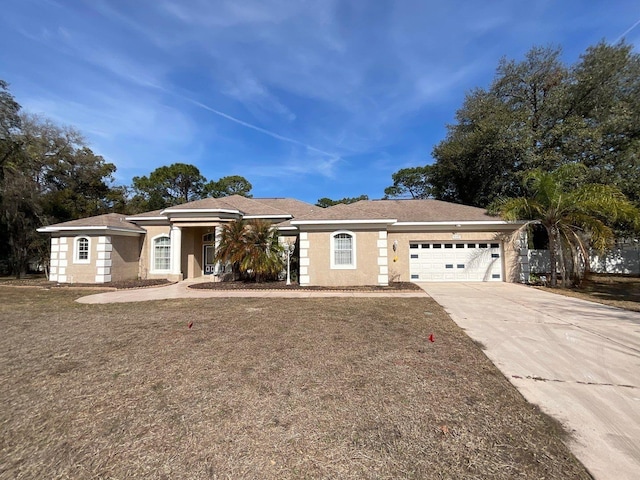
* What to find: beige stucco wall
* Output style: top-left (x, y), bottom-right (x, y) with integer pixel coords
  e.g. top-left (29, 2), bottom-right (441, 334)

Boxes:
top-left (139, 225), bottom-right (171, 279)
top-left (298, 227), bottom-right (520, 287)
top-left (109, 235), bottom-right (143, 282)
top-left (51, 234), bottom-right (143, 284)
top-left (387, 230), bottom-right (518, 283)
top-left (303, 229), bottom-right (383, 286)
top-left (57, 235), bottom-right (97, 283)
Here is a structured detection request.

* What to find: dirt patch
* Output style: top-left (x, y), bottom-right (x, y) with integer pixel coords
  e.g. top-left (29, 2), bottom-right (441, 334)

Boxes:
top-left (538, 273), bottom-right (640, 312)
top-left (0, 288), bottom-right (590, 479)
top-left (189, 281), bottom-right (422, 291)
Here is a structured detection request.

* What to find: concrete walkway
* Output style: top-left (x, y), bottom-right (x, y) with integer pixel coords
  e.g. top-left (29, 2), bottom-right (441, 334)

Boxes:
top-left (418, 282), bottom-right (640, 480)
top-left (75, 280), bottom-right (427, 304)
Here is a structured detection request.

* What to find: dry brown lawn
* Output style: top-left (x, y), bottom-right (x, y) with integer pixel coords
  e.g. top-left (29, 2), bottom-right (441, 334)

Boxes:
top-left (538, 274), bottom-right (640, 312)
top-left (0, 287), bottom-right (590, 479)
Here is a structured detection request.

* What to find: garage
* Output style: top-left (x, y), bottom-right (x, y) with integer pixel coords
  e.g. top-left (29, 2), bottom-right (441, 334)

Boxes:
top-left (409, 242), bottom-right (503, 282)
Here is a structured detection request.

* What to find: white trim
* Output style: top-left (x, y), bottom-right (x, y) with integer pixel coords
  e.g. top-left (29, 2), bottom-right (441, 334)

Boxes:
top-left (150, 233), bottom-right (172, 274)
top-left (299, 240), bottom-right (310, 249)
top-left (299, 275), bottom-right (310, 285)
top-left (37, 226), bottom-right (142, 234)
top-left (292, 219), bottom-right (396, 226)
top-left (124, 216), bottom-right (167, 221)
top-left (378, 274), bottom-right (389, 285)
top-left (73, 236), bottom-right (91, 264)
top-left (299, 257), bottom-right (310, 267)
top-left (394, 220), bottom-right (520, 226)
top-left (161, 208), bottom-right (240, 215)
top-left (96, 243), bottom-right (113, 252)
top-left (377, 257), bottom-right (388, 266)
top-left (378, 231), bottom-right (387, 239)
top-left (95, 274), bottom-right (112, 283)
top-left (330, 230), bottom-right (356, 270)
top-left (58, 275), bottom-right (67, 283)
top-left (299, 266), bottom-right (308, 275)
top-left (300, 249), bottom-right (308, 258)
top-left (299, 232), bottom-right (308, 240)
top-left (243, 214), bottom-right (293, 219)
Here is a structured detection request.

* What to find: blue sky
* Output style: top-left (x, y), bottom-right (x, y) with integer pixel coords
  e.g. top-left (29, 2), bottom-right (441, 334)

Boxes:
top-left (1, 1), bottom-right (639, 204)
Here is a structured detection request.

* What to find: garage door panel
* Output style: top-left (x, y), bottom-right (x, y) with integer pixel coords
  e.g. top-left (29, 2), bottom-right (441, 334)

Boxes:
top-left (409, 242), bottom-right (503, 282)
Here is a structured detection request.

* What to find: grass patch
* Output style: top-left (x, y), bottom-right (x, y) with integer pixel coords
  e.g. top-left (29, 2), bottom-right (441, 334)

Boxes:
top-left (0, 287), bottom-right (590, 479)
top-left (538, 273), bottom-right (640, 312)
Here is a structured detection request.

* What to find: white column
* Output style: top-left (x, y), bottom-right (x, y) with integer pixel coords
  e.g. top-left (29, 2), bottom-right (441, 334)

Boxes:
top-left (377, 230), bottom-right (389, 286)
top-left (170, 225), bottom-right (182, 275)
top-left (214, 225), bottom-right (222, 275)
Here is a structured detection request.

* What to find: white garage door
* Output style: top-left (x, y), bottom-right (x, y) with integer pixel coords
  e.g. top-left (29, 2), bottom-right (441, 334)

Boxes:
top-left (409, 242), bottom-right (503, 282)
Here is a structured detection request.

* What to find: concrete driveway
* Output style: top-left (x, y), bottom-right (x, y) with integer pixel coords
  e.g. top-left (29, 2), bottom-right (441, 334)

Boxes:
top-left (419, 282), bottom-right (640, 480)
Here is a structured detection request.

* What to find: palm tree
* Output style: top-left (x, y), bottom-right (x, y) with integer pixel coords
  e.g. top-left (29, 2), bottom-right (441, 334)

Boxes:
top-left (490, 164), bottom-right (639, 287)
top-left (214, 219), bottom-right (285, 282)
top-left (214, 219), bottom-right (248, 280)
top-left (240, 219), bottom-right (285, 282)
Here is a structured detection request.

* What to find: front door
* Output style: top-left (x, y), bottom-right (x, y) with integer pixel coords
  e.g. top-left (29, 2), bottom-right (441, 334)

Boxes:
top-left (203, 232), bottom-right (216, 275)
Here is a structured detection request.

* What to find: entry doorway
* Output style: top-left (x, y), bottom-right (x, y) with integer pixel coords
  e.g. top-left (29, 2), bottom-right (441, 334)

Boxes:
top-left (203, 232), bottom-right (216, 275)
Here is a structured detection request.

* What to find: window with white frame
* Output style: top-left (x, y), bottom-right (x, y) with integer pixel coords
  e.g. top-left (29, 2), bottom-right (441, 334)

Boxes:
top-left (331, 231), bottom-right (356, 269)
top-left (152, 235), bottom-right (171, 271)
top-left (74, 236), bottom-right (90, 263)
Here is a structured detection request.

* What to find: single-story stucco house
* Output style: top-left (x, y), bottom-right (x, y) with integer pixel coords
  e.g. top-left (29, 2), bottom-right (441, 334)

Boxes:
top-left (37, 195), bottom-right (526, 286)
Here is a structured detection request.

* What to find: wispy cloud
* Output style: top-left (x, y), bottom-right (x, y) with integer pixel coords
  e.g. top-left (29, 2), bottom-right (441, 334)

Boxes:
top-left (616, 17), bottom-right (640, 43)
top-left (2, 0), bottom-right (638, 202)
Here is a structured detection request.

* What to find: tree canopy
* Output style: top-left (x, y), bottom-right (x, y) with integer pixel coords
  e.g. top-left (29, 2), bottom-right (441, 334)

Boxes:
top-left (316, 195), bottom-right (369, 208)
top-left (131, 163), bottom-right (207, 210)
top-left (204, 175), bottom-right (253, 198)
top-left (383, 166), bottom-right (433, 199)
top-left (1, 93), bottom-right (119, 276)
top-left (489, 164), bottom-right (639, 287)
top-left (130, 164), bottom-right (253, 212)
top-left (386, 41), bottom-right (640, 209)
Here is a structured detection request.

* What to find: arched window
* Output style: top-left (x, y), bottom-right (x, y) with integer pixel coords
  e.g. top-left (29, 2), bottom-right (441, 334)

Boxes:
top-left (331, 231), bottom-right (356, 269)
top-left (74, 236), bottom-right (90, 264)
top-left (152, 235), bottom-right (171, 271)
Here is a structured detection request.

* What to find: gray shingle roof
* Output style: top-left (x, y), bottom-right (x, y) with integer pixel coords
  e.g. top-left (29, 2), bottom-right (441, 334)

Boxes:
top-left (251, 198), bottom-right (317, 218)
top-left (292, 199), bottom-right (500, 223)
top-left (163, 195), bottom-right (292, 217)
top-left (38, 213), bottom-right (145, 232)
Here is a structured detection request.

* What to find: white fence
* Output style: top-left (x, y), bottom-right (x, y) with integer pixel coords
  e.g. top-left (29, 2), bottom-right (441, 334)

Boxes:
top-left (527, 242), bottom-right (640, 276)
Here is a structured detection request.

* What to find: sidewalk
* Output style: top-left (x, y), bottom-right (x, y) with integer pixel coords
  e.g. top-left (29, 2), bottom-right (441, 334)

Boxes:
top-left (75, 279), bottom-right (427, 304)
